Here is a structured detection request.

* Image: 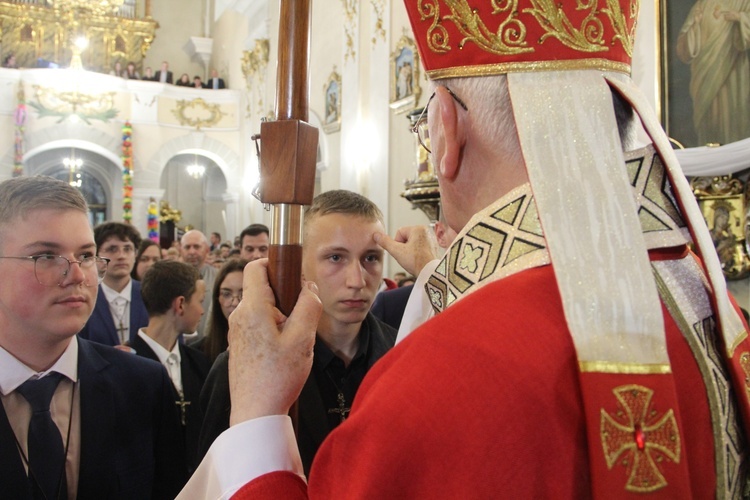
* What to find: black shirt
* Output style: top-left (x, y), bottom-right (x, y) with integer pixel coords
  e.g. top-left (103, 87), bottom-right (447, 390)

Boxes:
top-left (197, 313), bottom-right (396, 474)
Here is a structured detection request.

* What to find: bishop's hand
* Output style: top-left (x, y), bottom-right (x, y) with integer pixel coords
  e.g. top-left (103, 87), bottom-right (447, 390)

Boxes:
top-left (375, 225), bottom-right (439, 277)
top-left (227, 258), bottom-right (321, 426)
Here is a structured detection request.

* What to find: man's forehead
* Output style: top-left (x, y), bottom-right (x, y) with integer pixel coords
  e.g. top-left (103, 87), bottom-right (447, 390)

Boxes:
top-left (2, 209), bottom-right (94, 250)
top-left (243, 233), bottom-right (268, 244)
top-left (102, 236), bottom-right (133, 245)
top-left (306, 213), bottom-right (384, 251)
top-left (182, 235), bottom-right (204, 246)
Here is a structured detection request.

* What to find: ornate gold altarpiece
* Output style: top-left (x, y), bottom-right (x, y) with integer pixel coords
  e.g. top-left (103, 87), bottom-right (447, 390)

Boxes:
top-left (0, 0), bottom-right (157, 72)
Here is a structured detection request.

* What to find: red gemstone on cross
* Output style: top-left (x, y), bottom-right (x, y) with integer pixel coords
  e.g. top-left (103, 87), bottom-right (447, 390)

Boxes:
top-left (634, 424), bottom-right (646, 450)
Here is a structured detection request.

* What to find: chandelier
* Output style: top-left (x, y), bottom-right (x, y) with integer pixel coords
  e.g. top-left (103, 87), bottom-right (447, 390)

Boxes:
top-left (64, 149), bottom-right (84, 188)
top-left (186, 155), bottom-right (206, 179)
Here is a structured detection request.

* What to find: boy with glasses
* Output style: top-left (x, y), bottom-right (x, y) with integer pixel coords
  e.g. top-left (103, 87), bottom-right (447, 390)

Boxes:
top-left (79, 222), bottom-right (149, 347)
top-left (0, 175), bottom-right (185, 499)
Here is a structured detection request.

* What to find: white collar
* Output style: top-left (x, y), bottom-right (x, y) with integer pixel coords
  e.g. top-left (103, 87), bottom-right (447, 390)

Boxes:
top-left (137, 329), bottom-right (181, 366)
top-left (0, 337), bottom-right (78, 395)
top-left (101, 279), bottom-right (133, 304)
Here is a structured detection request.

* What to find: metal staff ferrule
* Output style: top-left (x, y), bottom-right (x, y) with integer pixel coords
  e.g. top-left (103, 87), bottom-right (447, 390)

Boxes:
top-left (271, 203), bottom-right (303, 246)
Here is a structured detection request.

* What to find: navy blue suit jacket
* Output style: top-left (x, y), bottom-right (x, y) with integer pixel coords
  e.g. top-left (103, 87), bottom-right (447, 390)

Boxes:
top-left (129, 335), bottom-right (211, 473)
top-left (78, 280), bottom-right (149, 346)
top-left (0, 338), bottom-right (187, 499)
top-left (370, 284), bottom-right (414, 330)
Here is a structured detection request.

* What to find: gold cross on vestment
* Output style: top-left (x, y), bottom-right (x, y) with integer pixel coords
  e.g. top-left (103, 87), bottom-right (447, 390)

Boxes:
top-left (600, 384), bottom-right (681, 493)
top-left (328, 392), bottom-right (350, 423)
top-left (175, 394), bottom-right (191, 425)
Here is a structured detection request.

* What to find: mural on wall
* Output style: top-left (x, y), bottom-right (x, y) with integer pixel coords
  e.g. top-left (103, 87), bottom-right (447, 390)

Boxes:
top-left (323, 67), bottom-right (342, 134)
top-left (29, 85), bottom-right (118, 123)
top-left (389, 35), bottom-right (421, 114)
top-left (661, 1), bottom-right (750, 148)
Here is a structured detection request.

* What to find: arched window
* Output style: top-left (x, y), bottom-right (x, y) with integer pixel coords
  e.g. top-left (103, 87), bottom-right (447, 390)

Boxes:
top-left (49, 168), bottom-right (108, 225)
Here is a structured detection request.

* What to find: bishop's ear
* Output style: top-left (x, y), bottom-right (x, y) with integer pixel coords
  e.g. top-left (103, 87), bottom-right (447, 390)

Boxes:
top-left (435, 86), bottom-right (464, 180)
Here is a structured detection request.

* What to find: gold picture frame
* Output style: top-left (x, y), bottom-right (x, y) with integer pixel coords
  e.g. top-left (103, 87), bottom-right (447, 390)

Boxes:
top-left (691, 175), bottom-right (750, 280)
top-left (323, 68), bottom-right (342, 134)
top-left (389, 35), bottom-right (421, 114)
top-left (659, 1), bottom-right (750, 148)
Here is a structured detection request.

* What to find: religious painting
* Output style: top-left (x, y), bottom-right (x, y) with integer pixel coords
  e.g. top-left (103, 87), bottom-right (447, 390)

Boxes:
top-left (691, 175), bottom-right (750, 279)
top-left (389, 35), bottom-right (422, 114)
top-left (323, 68), bottom-right (341, 134)
top-left (660, 1), bottom-right (750, 148)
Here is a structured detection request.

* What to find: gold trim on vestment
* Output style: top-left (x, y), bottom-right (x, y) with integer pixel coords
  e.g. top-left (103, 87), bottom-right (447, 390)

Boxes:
top-left (729, 330), bottom-right (748, 358)
top-left (579, 361), bottom-right (671, 374)
top-left (426, 59), bottom-right (630, 80)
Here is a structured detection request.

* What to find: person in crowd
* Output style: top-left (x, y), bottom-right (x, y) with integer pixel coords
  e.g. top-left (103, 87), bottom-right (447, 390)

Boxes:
top-left (180, 230), bottom-right (217, 337)
top-left (3, 53), bottom-right (17, 68)
top-left (239, 223), bottom-right (269, 261)
top-left (209, 232), bottom-right (221, 252)
top-left (219, 242), bottom-right (232, 259)
top-left (78, 222), bottom-right (149, 347)
top-left (181, 0), bottom-right (750, 497)
top-left (0, 176), bottom-right (185, 499)
top-left (142, 66), bottom-right (155, 81)
top-left (123, 61), bottom-right (140, 79)
top-left (155, 60), bottom-right (173, 84)
top-left (193, 75), bottom-right (206, 89)
top-left (109, 60), bottom-right (123, 77)
top-left (164, 247), bottom-right (181, 261)
top-left (175, 73), bottom-right (190, 87)
top-left (132, 239), bottom-right (162, 281)
top-left (198, 259), bottom-right (248, 364)
top-left (195, 191), bottom-right (396, 474)
top-left (207, 69), bottom-right (226, 89)
top-left (130, 260), bottom-right (210, 475)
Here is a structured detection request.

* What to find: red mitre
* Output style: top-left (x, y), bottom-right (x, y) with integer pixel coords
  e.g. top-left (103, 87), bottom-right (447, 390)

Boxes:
top-left (403, 0), bottom-right (637, 80)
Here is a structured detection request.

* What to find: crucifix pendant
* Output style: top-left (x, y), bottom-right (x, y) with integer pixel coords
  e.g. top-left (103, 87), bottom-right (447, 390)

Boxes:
top-left (328, 392), bottom-right (350, 423)
top-left (116, 321), bottom-right (128, 344)
top-left (175, 394), bottom-right (191, 426)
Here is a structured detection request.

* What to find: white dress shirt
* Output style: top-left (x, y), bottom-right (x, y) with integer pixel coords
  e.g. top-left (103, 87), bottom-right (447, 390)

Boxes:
top-left (137, 329), bottom-right (183, 394)
top-left (101, 280), bottom-right (133, 344)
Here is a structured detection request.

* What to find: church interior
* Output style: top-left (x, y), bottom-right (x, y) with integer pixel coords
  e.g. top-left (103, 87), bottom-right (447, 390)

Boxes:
top-left (1, 0), bottom-right (750, 305)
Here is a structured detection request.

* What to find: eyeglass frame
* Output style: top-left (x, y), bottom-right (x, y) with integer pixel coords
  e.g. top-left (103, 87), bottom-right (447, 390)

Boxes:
top-left (218, 289), bottom-right (243, 304)
top-left (0, 254), bottom-right (110, 287)
top-left (410, 87), bottom-right (469, 154)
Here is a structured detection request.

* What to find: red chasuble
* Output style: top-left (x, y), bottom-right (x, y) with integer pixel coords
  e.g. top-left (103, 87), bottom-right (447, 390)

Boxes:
top-left (234, 260), bottom-right (747, 499)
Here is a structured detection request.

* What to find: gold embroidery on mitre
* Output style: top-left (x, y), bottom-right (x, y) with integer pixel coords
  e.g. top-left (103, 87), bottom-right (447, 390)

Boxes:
top-left (419, 0), bottom-right (533, 55)
top-left (417, 0), bottom-right (637, 57)
top-left (600, 385), bottom-right (681, 493)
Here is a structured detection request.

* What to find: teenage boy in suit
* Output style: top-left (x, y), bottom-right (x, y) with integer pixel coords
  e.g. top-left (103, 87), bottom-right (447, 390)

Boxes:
top-left (130, 260), bottom-right (211, 474)
top-left (0, 175), bottom-right (185, 499)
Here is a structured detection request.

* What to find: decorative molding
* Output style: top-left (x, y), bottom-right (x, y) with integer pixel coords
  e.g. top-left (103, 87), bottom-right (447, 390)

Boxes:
top-left (341, 0), bottom-right (357, 61)
top-left (171, 98), bottom-right (226, 130)
top-left (370, 0), bottom-right (386, 47)
top-left (241, 38), bottom-right (270, 118)
top-left (30, 84), bottom-right (118, 123)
